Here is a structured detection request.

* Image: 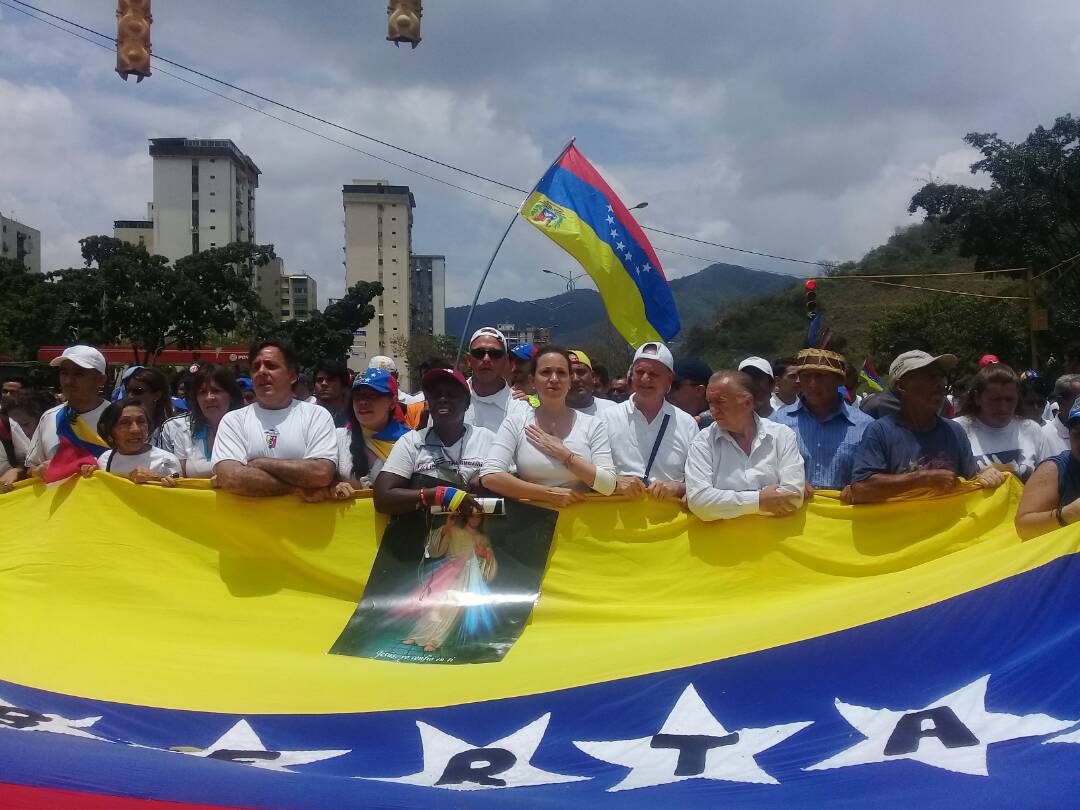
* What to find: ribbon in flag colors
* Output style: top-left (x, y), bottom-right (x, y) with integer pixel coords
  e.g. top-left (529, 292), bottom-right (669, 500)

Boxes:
top-left (861, 358), bottom-right (885, 393)
top-left (3, 474), bottom-right (1080, 807)
top-left (521, 144), bottom-right (680, 345)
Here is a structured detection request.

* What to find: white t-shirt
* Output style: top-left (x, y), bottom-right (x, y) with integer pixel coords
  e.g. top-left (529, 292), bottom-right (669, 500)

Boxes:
top-left (380, 424), bottom-right (496, 486)
top-left (463, 380), bottom-right (533, 434)
top-left (1041, 416), bottom-right (1070, 456)
top-left (954, 415), bottom-right (1053, 481)
top-left (25, 400), bottom-right (111, 468)
top-left (480, 408), bottom-right (615, 493)
top-left (160, 414), bottom-right (215, 478)
top-left (572, 396), bottom-right (617, 417)
top-left (601, 395), bottom-right (700, 482)
top-left (211, 399), bottom-right (337, 469)
top-left (97, 447), bottom-right (182, 477)
top-left (0, 420), bottom-right (29, 474)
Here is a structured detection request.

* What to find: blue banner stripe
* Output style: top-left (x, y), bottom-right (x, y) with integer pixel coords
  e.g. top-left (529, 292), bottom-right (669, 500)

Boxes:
top-left (3, 553), bottom-right (1080, 807)
top-left (536, 165), bottom-right (680, 340)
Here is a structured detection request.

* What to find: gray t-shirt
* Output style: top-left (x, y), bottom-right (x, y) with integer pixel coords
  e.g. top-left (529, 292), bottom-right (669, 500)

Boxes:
top-left (851, 415), bottom-right (978, 481)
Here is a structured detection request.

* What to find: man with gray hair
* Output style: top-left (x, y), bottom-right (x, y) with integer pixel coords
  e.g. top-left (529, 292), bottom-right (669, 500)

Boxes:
top-left (1042, 374), bottom-right (1080, 454)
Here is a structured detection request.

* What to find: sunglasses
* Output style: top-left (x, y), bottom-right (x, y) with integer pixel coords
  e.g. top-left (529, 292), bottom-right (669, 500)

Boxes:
top-left (470, 348), bottom-right (505, 360)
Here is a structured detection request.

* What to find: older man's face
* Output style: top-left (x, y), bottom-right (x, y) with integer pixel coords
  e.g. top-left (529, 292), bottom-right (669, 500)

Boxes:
top-left (706, 377), bottom-right (755, 430)
top-left (897, 364), bottom-right (946, 414)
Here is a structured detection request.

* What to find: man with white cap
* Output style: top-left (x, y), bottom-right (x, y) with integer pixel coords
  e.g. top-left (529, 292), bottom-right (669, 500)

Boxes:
top-left (567, 349), bottom-right (616, 417)
top-left (602, 341), bottom-right (699, 500)
top-left (462, 326), bottom-right (532, 433)
top-left (845, 350), bottom-right (1006, 504)
top-left (738, 356), bottom-right (776, 418)
top-left (24, 345), bottom-right (111, 479)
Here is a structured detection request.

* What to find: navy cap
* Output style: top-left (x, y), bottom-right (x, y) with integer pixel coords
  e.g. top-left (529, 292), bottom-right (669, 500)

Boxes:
top-left (673, 357), bottom-right (713, 385)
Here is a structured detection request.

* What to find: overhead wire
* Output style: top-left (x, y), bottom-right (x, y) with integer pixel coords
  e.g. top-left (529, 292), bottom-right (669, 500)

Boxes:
top-left (5, 0), bottom-right (836, 270)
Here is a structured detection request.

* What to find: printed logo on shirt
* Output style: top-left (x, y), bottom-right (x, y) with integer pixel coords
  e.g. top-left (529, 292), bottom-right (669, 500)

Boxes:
top-left (265, 427), bottom-right (280, 451)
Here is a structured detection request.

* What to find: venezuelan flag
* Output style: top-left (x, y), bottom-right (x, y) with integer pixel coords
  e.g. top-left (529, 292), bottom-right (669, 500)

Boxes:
top-left (521, 144), bottom-right (679, 345)
top-left (860, 359), bottom-right (885, 393)
top-left (3, 476), bottom-right (1080, 807)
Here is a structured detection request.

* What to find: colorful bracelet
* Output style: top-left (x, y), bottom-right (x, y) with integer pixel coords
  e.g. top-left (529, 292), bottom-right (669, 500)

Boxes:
top-left (418, 487), bottom-right (428, 508)
top-left (448, 489), bottom-right (468, 512)
top-left (434, 486), bottom-right (447, 507)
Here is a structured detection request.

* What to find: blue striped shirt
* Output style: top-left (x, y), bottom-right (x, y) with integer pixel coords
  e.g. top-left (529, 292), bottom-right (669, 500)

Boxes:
top-left (770, 397), bottom-right (874, 489)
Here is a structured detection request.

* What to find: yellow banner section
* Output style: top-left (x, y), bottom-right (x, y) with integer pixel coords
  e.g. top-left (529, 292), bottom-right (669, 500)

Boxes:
top-left (0, 475), bottom-right (1074, 715)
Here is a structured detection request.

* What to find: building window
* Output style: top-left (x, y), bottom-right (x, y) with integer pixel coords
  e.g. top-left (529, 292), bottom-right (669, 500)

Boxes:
top-left (210, 225), bottom-right (216, 230)
top-left (210, 191), bottom-right (215, 196)
top-left (209, 175), bottom-right (215, 179)
top-left (210, 209), bottom-right (215, 213)
top-left (210, 242), bottom-right (217, 247)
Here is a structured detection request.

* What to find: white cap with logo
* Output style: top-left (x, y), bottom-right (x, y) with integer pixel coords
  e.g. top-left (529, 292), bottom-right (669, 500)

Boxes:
top-left (49, 345), bottom-right (106, 374)
top-left (469, 326), bottom-right (508, 350)
top-left (889, 350), bottom-right (957, 381)
top-left (632, 341), bottom-right (674, 373)
top-left (738, 356), bottom-right (774, 379)
top-left (367, 355), bottom-right (398, 373)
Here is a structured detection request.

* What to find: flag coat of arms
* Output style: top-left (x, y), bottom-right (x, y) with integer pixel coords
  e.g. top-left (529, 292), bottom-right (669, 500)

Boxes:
top-left (521, 144), bottom-right (680, 346)
top-left (2, 476), bottom-right (1080, 807)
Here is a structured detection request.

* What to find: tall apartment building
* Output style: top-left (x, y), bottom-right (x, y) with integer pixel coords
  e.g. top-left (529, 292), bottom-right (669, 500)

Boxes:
top-left (113, 202), bottom-right (155, 253)
top-left (253, 258), bottom-right (317, 322)
top-left (149, 138), bottom-right (260, 263)
top-left (342, 181), bottom-right (415, 373)
top-left (409, 254), bottom-right (446, 337)
top-left (498, 323), bottom-right (551, 350)
top-left (0, 212), bottom-right (41, 273)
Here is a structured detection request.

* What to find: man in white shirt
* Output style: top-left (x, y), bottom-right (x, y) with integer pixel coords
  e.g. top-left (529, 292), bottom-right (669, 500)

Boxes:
top-left (24, 345), bottom-right (111, 479)
top-left (603, 342), bottom-right (699, 501)
top-left (685, 370), bottom-right (805, 521)
top-left (567, 349), bottom-right (616, 417)
top-left (462, 326), bottom-right (532, 433)
top-left (212, 341), bottom-right (337, 498)
top-left (1042, 374), bottom-right (1080, 455)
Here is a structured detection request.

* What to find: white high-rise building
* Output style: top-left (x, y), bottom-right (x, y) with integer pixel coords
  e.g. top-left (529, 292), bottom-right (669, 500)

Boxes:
top-left (342, 181), bottom-right (415, 373)
top-left (149, 138), bottom-right (260, 263)
top-left (410, 254), bottom-right (446, 337)
top-left (0, 212), bottom-right (41, 273)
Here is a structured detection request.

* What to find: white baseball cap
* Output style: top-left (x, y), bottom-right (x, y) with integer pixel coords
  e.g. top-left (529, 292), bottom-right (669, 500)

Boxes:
top-left (632, 341), bottom-right (674, 373)
top-left (367, 355), bottom-right (397, 373)
top-left (50, 345), bottom-right (106, 374)
top-left (739, 356), bottom-right (774, 379)
top-left (470, 326), bottom-right (508, 350)
top-left (889, 350), bottom-right (957, 381)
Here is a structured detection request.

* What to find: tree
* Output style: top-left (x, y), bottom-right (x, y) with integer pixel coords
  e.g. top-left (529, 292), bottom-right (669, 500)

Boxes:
top-left (0, 258), bottom-right (65, 359)
top-left (868, 295), bottom-right (1029, 381)
top-left (278, 280), bottom-right (383, 369)
top-left (52, 237), bottom-right (276, 365)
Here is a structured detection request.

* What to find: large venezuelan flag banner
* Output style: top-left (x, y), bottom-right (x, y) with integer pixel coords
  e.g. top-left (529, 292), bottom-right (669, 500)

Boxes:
top-left (521, 144), bottom-right (680, 345)
top-left (3, 475), bottom-right (1080, 807)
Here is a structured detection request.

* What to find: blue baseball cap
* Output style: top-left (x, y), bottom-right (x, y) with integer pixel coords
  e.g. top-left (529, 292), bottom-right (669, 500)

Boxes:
top-left (353, 368), bottom-right (393, 394)
top-left (510, 343), bottom-right (535, 362)
top-left (1068, 399), bottom-right (1080, 428)
top-left (236, 377), bottom-right (254, 392)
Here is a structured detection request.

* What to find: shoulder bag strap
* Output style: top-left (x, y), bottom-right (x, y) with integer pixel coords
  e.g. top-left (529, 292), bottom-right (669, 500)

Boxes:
top-left (642, 413), bottom-right (671, 482)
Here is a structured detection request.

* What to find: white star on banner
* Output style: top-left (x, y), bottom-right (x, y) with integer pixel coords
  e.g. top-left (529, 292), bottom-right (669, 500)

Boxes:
top-left (616, 241), bottom-right (625, 251)
top-left (574, 684), bottom-right (810, 792)
top-left (624, 252), bottom-right (633, 261)
top-left (0, 696), bottom-right (103, 740)
top-left (369, 713), bottom-right (586, 791)
top-left (1043, 724), bottom-right (1080, 746)
top-left (606, 215), bottom-right (615, 225)
top-left (174, 719), bottom-right (350, 773)
top-left (610, 229), bottom-right (619, 239)
top-left (806, 676), bottom-right (1073, 776)
top-left (642, 262), bottom-right (652, 272)
top-left (607, 204), bottom-right (614, 212)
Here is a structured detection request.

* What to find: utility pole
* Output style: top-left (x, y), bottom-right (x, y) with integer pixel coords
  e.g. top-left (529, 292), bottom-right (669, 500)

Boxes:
top-left (1027, 268), bottom-right (1041, 369)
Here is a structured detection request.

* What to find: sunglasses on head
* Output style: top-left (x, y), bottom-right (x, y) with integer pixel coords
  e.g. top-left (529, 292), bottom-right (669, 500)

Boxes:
top-left (470, 348), bottom-right (505, 360)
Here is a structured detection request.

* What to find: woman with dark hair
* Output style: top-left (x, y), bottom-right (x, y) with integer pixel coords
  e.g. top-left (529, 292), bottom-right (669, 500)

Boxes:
top-left (127, 366), bottom-right (174, 447)
top-left (0, 389), bottom-right (51, 488)
top-left (1017, 371), bottom-right (1048, 425)
top-left (333, 368), bottom-right (410, 497)
top-left (160, 365), bottom-right (243, 478)
top-left (81, 397), bottom-right (180, 484)
top-left (955, 362), bottom-right (1052, 482)
top-left (479, 346), bottom-right (616, 507)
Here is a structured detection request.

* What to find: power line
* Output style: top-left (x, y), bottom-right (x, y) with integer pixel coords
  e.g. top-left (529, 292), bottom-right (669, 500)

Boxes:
top-left (5, 0), bottom-right (833, 270)
top-left (1031, 250), bottom-right (1080, 281)
top-left (857, 278), bottom-right (1028, 300)
top-left (815, 267), bottom-right (1026, 280)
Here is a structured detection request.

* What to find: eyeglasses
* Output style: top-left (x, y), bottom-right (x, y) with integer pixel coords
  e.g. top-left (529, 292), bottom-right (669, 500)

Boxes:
top-left (470, 348), bottom-right (505, 360)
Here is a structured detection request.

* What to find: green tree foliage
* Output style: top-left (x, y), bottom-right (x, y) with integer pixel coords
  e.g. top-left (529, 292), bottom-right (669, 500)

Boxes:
top-left (278, 280), bottom-right (383, 369)
top-left (868, 295), bottom-right (1029, 381)
top-left (55, 236), bottom-right (276, 365)
top-left (0, 257), bottom-right (64, 359)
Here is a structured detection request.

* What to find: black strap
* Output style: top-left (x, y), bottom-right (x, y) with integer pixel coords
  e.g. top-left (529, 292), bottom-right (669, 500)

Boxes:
top-left (642, 414), bottom-right (671, 482)
top-left (105, 451), bottom-right (115, 473)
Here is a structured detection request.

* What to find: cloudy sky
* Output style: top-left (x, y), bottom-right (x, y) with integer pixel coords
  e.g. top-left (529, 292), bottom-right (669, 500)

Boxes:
top-left (2, 1), bottom-right (1080, 310)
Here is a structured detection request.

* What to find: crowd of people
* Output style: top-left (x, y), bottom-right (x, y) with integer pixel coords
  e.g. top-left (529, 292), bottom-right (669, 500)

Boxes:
top-left (2, 326), bottom-right (1079, 540)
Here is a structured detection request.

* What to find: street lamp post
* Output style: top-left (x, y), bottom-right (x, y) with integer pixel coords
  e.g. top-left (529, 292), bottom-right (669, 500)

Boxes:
top-left (540, 267), bottom-right (586, 293)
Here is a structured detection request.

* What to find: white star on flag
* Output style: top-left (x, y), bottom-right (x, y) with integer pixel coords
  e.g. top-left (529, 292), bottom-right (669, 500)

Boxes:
top-left (610, 229), bottom-right (618, 239)
top-left (607, 204), bottom-right (613, 212)
top-left (0, 696), bottom-right (104, 740)
top-left (606, 215), bottom-right (615, 224)
top-left (574, 684), bottom-right (810, 792)
top-left (174, 719), bottom-right (350, 773)
top-left (806, 676), bottom-right (1074, 776)
top-left (616, 241), bottom-right (625, 251)
top-left (642, 262), bottom-right (652, 272)
top-left (369, 713), bottom-right (586, 791)
top-left (624, 252), bottom-right (633, 261)
top-left (1043, 723), bottom-right (1080, 746)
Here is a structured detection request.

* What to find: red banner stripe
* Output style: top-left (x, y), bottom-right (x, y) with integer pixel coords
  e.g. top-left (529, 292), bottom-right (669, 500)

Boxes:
top-left (0, 782), bottom-right (255, 810)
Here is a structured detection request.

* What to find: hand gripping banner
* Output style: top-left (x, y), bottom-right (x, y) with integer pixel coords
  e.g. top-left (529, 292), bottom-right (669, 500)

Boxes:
top-left (2, 475), bottom-right (1080, 807)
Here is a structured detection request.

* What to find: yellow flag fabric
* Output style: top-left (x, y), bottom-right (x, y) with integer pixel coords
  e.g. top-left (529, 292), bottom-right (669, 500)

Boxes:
top-left (0, 474), bottom-right (1071, 716)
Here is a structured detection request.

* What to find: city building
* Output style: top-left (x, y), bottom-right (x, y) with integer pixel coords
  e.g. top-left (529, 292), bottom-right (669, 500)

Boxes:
top-left (113, 202), bottom-right (155, 253)
top-left (342, 180), bottom-right (415, 373)
top-left (0, 212), bottom-right (41, 273)
top-left (497, 323), bottom-right (551, 350)
top-left (149, 138), bottom-right (260, 263)
top-left (253, 258), bottom-right (317, 322)
top-left (409, 254), bottom-right (446, 337)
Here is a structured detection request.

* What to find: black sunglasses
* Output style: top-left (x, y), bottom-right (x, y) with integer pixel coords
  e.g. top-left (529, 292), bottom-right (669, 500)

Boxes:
top-left (470, 348), bottom-right (505, 360)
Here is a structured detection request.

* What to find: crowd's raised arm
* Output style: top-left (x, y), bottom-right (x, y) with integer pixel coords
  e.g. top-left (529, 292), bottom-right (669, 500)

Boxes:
top-left (2, 329), bottom-right (1079, 541)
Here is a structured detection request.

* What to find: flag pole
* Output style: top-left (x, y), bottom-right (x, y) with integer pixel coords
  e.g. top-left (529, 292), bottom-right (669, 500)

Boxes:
top-left (453, 138), bottom-right (576, 367)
